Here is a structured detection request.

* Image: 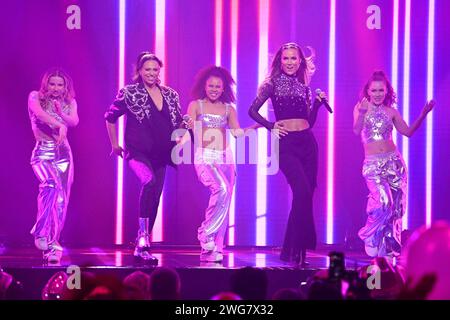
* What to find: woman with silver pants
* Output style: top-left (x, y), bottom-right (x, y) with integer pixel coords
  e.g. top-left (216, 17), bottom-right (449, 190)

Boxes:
top-left (186, 66), bottom-right (259, 262)
top-left (28, 68), bottom-right (79, 263)
top-left (194, 147), bottom-right (235, 259)
top-left (353, 70), bottom-right (434, 258)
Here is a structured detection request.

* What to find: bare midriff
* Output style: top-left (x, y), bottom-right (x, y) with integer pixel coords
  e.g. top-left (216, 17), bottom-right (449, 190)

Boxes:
top-left (279, 118), bottom-right (310, 131)
top-left (364, 140), bottom-right (397, 156)
top-left (196, 127), bottom-right (228, 151)
top-left (32, 127), bottom-right (56, 142)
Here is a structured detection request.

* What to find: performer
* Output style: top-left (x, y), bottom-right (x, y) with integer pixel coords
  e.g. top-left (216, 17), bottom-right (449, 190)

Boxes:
top-left (186, 66), bottom-right (259, 262)
top-left (354, 70), bottom-right (434, 258)
top-left (248, 42), bottom-right (329, 267)
top-left (105, 52), bottom-right (185, 264)
top-left (28, 68), bottom-right (79, 263)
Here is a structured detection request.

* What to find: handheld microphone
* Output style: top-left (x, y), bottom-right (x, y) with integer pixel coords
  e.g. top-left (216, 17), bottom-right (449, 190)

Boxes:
top-left (182, 114), bottom-right (194, 142)
top-left (315, 88), bottom-right (333, 114)
top-left (182, 114), bottom-right (193, 128)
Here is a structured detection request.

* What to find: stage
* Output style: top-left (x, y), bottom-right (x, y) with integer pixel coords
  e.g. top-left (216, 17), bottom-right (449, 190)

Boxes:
top-left (0, 244), bottom-right (375, 300)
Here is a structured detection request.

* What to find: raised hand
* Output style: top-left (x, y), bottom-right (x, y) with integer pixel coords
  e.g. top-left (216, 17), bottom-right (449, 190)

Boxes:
top-left (421, 99), bottom-right (435, 117)
top-left (358, 97), bottom-right (369, 115)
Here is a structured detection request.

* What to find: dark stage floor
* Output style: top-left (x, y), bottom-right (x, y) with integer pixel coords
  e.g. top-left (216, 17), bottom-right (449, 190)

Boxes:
top-left (0, 244), bottom-right (383, 299)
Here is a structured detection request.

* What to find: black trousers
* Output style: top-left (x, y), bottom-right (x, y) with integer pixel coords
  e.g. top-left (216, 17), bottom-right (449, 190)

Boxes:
top-left (129, 156), bottom-right (166, 231)
top-left (278, 129), bottom-right (318, 262)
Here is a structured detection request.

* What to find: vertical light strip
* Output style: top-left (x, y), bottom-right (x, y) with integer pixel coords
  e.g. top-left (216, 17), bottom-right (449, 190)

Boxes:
top-left (215, 0), bottom-right (223, 66)
top-left (425, 0), bottom-right (435, 227)
top-left (114, 250), bottom-right (123, 266)
top-left (228, 252), bottom-right (235, 267)
top-left (255, 253), bottom-right (267, 268)
top-left (228, 0), bottom-right (239, 246)
top-left (256, 0), bottom-right (269, 246)
top-left (115, 0), bottom-right (126, 245)
top-left (153, 0), bottom-right (166, 242)
top-left (402, 0), bottom-right (411, 230)
top-left (391, 0), bottom-right (399, 145)
top-left (326, 0), bottom-right (336, 244)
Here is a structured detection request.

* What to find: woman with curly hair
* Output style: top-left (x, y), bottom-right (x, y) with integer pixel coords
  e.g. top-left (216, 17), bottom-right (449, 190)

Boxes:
top-left (186, 66), bottom-right (259, 262)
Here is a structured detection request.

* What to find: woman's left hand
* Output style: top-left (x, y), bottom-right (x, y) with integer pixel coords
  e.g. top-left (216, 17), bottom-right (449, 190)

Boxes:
top-left (421, 100), bottom-right (435, 117)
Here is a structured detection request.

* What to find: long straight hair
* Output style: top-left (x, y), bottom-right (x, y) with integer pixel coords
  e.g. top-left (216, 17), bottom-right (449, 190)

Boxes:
top-left (269, 42), bottom-right (316, 85)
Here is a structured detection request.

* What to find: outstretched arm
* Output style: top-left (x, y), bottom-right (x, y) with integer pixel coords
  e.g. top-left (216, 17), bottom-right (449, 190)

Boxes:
top-left (393, 100), bottom-right (435, 137)
top-left (229, 106), bottom-right (261, 138)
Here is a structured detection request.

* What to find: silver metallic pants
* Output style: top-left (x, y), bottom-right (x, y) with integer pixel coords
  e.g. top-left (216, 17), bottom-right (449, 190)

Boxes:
top-left (194, 148), bottom-right (235, 253)
top-left (358, 150), bottom-right (407, 257)
top-left (30, 140), bottom-right (74, 245)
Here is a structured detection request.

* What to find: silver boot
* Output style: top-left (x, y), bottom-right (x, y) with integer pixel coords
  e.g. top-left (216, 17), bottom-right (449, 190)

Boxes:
top-left (133, 218), bottom-right (158, 264)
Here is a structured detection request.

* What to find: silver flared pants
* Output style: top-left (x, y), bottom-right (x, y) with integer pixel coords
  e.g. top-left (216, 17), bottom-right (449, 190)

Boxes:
top-left (358, 150), bottom-right (407, 257)
top-left (194, 148), bottom-right (235, 253)
top-left (30, 140), bottom-right (74, 245)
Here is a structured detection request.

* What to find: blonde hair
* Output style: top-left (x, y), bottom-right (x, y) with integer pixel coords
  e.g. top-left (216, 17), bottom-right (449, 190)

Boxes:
top-left (38, 68), bottom-right (75, 107)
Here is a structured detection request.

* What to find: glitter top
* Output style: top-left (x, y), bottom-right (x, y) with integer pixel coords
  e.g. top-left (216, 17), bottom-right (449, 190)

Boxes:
top-left (248, 72), bottom-right (313, 130)
top-left (361, 105), bottom-right (393, 143)
top-left (197, 100), bottom-right (229, 129)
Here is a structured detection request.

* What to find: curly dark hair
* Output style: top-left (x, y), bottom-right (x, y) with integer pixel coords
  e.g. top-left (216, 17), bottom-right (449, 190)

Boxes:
top-left (133, 51), bottom-right (163, 83)
top-left (191, 66), bottom-right (236, 103)
top-left (362, 70), bottom-right (397, 108)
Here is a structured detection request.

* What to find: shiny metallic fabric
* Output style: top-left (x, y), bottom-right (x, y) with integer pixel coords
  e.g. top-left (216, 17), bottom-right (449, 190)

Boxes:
top-left (136, 217), bottom-right (152, 249)
top-left (30, 140), bottom-right (73, 248)
top-left (195, 147), bottom-right (235, 253)
top-left (196, 100), bottom-right (229, 128)
top-left (133, 217), bottom-right (158, 263)
top-left (358, 151), bottom-right (407, 257)
top-left (361, 105), bottom-right (394, 144)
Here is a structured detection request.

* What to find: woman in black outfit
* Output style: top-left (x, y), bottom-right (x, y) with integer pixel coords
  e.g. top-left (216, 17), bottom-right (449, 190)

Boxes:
top-left (248, 42), bottom-right (329, 267)
top-left (105, 52), bottom-right (185, 264)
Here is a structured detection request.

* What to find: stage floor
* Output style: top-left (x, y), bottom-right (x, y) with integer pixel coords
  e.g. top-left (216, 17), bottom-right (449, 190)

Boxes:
top-left (0, 245), bottom-right (380, 299)
top-left (0, 244), bottom-right (373, 269)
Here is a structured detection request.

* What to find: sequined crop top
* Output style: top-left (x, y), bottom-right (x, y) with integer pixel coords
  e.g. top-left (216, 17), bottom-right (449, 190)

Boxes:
top-left (361, 105), bottom-right (393, 143)
top-left (29, 96), bottom-right (70, 137)
top-left (248, 72), bottom-right (321, 130)
top-left (196, 100), bottom-right (229, 129)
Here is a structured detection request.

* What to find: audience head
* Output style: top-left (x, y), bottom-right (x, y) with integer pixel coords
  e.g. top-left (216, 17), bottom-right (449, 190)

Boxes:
top-left (149, 267), bottom-right (181, 300)
top-left (230, 267), bottom-right (268, 300)
top-left (404, 221), bottom-right (450, 299)
top-left (123, 271), bottom-right (151, 300)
